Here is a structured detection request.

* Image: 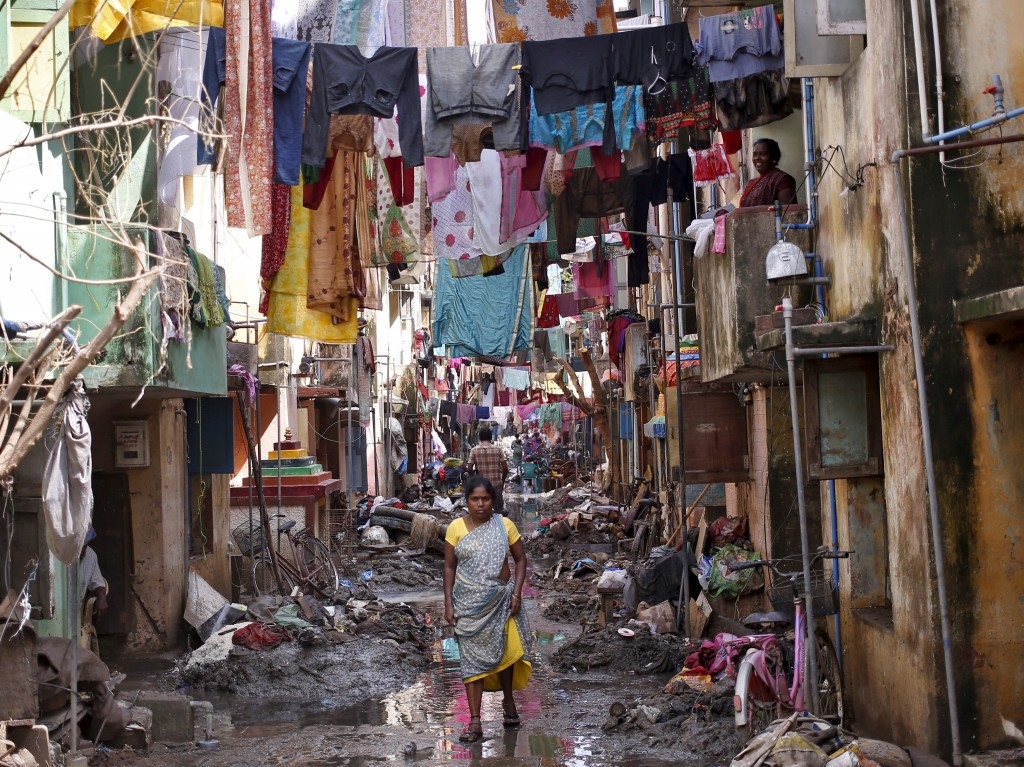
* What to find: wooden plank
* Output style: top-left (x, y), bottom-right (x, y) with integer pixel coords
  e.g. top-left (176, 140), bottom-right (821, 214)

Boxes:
top-left (0, 628), bottom-right (38, 720)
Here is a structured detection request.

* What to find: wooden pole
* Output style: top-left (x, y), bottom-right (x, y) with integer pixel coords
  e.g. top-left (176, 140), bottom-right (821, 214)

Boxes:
top-left (234, 390), bottom-right (287, 594)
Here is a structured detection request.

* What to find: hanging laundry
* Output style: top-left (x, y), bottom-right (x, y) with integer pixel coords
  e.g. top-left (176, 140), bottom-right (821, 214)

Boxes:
top-left (271, 0), bottom-right (297, 39)
top-left (714, 70), bottom-right (794, 131)
top-left (375, 155), bottom-right (419, 266)
top-left (307, 151), bottom-right (376, 321)
top-left (490, 0), bottom-right (617, 43)
top-left (265, 185), bottom-right (359, 343)
top-left (621, 323), bottom-right (649, 403)
top-left (270, 38), bottom-right (312, 186)
top-left (685, 218), bottom-right (716, 258)
top-left (539, 403), bottom-right (563, 431)
top-left (689, 144), bottom-right (736, 187)
top-left (528, 85), bottom-right (646, 155)
top-left (423, 43), bottom-right (521, 158)
top-left (302, 44), bottom-right (423, 168)
top-left (521, 35), bottom-right (615, 148)
top-left (643, 67), bottom-right (716, 146)
top-left (713, 214), bottom-right (728, 254)
top-left (222, 0), bottom-right (275, 234)
top-left (613, 21), bottom-right (697, 88)
top-left (156, 30), bottom-right (207, 219)
top-left (553, 166), bottom-right (634, 256)
top-left (295, 0), bottom-right (336, 42)
top-left (697, 5), bottom-right (784, 83)
top-left (573, 260), bottom-right (615, 306)
top-left (630, 153), bottom-right (694, 287)
top-left (356, 332), bottom-right (375, 427)
top-left (503, 367), bottom-right (532, 392)
top-left (332, 0), bottom-right (389, 47)
top-left (431, 245), bottom-right (534, 358)
top-left (430, 151), bottom-right (525, 274)
top-left (607, 313), bottom-right (642, 369)
top-left (259, 183), bottom-right (292, 313)
top-left (456, 403), bottom-right (477, 426)
top-left (70, 0), bottom-right (223, 43)
top-left (537, 294), bottom-right (561, 329)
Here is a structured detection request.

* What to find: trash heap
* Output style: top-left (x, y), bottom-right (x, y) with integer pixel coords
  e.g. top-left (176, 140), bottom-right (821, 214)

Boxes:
top-left (179, 593), bottom-right (436, 701)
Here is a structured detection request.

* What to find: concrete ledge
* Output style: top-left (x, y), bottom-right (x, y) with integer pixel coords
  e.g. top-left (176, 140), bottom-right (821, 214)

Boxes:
top-left (115, 691), bottom-right (193, 743)
top-left (755, 317), bottom-right (881, 352)
top-left (954, 285), bottom-right (1024, 323)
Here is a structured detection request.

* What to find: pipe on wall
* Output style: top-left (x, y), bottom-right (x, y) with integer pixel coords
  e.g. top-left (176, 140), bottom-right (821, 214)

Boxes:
top-left (885, 134), bottom-right (1024, 765)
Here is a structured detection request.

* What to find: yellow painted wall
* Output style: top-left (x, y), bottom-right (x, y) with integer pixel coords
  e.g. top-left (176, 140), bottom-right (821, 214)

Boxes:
top-left (804, 0), bottom-right (1024, 754)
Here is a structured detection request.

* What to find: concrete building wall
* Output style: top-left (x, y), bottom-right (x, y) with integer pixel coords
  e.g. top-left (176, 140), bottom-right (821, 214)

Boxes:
top-left (91, 397), bottom-right (188, 651)
top-left (808, 0), bottom-right (1024, 754)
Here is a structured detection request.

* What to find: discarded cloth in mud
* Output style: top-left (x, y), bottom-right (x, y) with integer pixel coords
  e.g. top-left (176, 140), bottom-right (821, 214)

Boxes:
top-left (731, 714), bottom-right (845, 767)
top-left (37, 636), bottom-right (131, 742)
top-left (232, 622), bottom-right (292, 650)
top-left (273, 603), bottom-right (315, 629)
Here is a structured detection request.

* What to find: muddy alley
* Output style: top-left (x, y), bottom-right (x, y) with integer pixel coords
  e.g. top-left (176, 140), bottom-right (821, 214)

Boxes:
top-left (90, 496), bottom-right (740, 767)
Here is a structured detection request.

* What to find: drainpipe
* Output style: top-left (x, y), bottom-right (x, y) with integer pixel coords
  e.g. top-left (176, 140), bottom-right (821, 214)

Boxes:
top-left (788, 79), bottom-right (817, 231)
top-left (885, 136), bottom-right (1024, 765)
top-left (828, 479), bottom-right (842, 672)
top-left (781, 296), bottom-right (819, 715)
top-left (909, 0), bottom-right (933, 142)
top-left (927, 0), bottom-right (946, 159)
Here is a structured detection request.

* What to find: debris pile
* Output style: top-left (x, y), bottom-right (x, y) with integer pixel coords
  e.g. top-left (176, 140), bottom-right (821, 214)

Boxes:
top-left (179, 596), bottom-right (435, 700)
top-left (551, 624), bottom-right (700, 674)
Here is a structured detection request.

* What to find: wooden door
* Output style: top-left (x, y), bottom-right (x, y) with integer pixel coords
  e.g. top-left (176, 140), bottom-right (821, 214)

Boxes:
top-left (90, 472), bottom-right (133, 635)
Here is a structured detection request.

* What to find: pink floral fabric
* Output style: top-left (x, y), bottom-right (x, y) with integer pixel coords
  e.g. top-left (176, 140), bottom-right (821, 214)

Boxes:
top-left (224, 0), bottom-right (274, 236)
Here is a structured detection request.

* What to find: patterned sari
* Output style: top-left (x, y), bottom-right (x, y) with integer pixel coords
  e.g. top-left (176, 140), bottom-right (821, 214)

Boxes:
top-left (452, 515), bottom-right (533, 688)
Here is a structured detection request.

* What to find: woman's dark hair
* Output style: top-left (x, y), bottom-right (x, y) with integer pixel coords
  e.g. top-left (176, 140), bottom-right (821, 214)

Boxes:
top-left (464, 475), bottom-right (496, 500)
top-left (754, 138), bottom-right (782, 163)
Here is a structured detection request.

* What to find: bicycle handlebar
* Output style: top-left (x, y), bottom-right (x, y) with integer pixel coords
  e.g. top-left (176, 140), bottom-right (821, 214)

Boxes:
top-left (728, 548), bottom-right (854, 574)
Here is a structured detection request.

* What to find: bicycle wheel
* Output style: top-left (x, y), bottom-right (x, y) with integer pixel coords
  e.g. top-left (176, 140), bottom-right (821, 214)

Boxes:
top-left (293, 536), bottom-right (340, 599)
top-left (252, 556), bottom-right (296, 597)
top-left (734, 653), bottom-right (779, 746)
top-left (815, 631), bottom-right (844, 724)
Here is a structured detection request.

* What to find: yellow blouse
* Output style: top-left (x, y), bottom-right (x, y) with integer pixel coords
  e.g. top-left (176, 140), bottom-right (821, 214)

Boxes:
top-left (445, 516), bottom-right (521, 548)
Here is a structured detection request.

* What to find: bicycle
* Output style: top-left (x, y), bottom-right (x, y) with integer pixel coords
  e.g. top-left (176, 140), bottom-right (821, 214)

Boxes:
top-left (233, 515), bottom-right (340, 600)
top-left (729, 547), bottom-right (852, 744)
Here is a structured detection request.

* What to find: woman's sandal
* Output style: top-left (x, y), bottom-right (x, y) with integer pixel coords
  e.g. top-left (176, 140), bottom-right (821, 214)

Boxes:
top-left (502, 704), bottom-right (521, 729)
top-left (459, 717), bottom-right (483, 743)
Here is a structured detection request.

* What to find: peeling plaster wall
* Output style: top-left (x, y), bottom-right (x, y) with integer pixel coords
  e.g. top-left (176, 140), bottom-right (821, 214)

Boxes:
top-left (91, 397), bottom-right (187, 651)
top-left (810, 0), bottom-right (1024, 754)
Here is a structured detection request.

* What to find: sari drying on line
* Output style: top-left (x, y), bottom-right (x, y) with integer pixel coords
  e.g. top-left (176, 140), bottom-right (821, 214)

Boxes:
top-left (451, 515), bottom-right (533, 689)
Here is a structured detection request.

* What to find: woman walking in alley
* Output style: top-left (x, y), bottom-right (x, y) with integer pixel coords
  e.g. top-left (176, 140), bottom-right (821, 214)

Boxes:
top-left (443, 476), bottom-right (532, 743)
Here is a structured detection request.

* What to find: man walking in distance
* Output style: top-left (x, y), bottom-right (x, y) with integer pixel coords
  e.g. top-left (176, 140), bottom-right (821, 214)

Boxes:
top-left (467, 427), bottom-right (509, 514)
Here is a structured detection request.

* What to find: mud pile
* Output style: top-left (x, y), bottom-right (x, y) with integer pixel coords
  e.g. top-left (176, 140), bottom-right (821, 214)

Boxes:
top-left (603, 687), bottom-right (741, 765)
top-left (179, 632), bottom-right (431, 701)
top-left (364, 555), bottom-right (442, 591)
top-left (541, 594), bottom-right (599, 623)
top-left (551, 625), bottom-right (699, 674)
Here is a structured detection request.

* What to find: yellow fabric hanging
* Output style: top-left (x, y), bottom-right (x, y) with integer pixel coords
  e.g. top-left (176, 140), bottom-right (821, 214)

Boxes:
top-left (265, 185), bottom-right (359, 344)
top-left (71, 0), bottom-right (224, 44)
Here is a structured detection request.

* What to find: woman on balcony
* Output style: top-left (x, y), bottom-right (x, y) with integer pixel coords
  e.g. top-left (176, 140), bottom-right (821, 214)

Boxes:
top-left (739, 138), bottom-right (797, 207)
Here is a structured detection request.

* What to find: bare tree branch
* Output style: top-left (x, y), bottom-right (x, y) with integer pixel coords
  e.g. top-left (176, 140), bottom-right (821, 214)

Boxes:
top-left (0, 255), bottom-right (161, 479)
top-left (0, 114), bottom-right (226, 161)
top-left (0, 0), bottom-right (77, 102)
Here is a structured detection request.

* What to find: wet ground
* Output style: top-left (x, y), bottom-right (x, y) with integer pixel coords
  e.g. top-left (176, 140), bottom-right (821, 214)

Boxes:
top-left (91, 499), bottom-right (741, 767)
